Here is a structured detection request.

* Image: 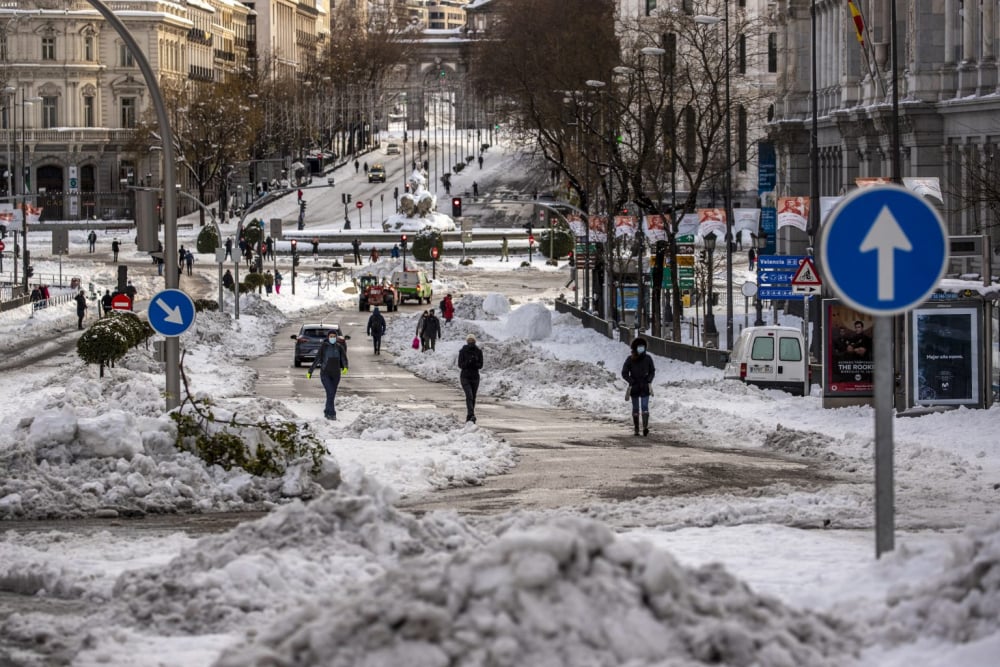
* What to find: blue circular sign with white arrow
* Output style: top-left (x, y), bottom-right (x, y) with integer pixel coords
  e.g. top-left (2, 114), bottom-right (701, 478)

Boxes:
top-left (820, 184), bottom-right (949, 316)
top-left (147, 288), bottom-right (197, 337)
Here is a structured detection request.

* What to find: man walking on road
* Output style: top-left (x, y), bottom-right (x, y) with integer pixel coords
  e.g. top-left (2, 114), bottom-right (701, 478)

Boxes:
top-left (366, 307), bottom-right (386, 355)
top-left (458, 334), bottom-right (483, 423)
top-left (87, 230), bottom-right (97, 253)
top-left (111, 239), bottom-right (120, 263)
top-left (351, 237), bottom-right (362, 265)
top-left (307, 332), bottom-right (349, 420)
top-left (75, 290), bottom-right (88, 329)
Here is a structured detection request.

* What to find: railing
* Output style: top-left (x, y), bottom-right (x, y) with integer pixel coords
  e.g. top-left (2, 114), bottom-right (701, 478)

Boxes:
top-left (213, 48), bottom-right (236, 62)
top-left (188, 65), bottom-right (214, 81)
top-left (0, 128), bottom-right (136, 144)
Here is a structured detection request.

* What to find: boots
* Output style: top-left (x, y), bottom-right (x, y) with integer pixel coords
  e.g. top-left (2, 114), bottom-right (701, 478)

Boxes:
top-left (641, 412), bottom-right (649, 437)
top-left (632, 413), bottom-right (640, 436)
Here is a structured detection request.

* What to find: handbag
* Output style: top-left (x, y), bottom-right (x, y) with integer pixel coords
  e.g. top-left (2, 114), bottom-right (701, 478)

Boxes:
top-left (412, 336), bottom-right (420, 350)
top-left (625, 385), bottom-right (632, 401)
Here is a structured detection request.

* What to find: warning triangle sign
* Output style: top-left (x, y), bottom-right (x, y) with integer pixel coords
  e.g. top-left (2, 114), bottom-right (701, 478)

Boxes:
top-left (791, 257), bottom-right (822, 286)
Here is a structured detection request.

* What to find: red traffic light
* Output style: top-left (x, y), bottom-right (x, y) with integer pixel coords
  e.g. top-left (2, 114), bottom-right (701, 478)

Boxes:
top-left (528, 235), bottom-right (535, 245)
top-left (290, 239), bottom-right (298, 250)
top-left (400, 234), bottom-right (408, 243)
top-left (431, 246), bottom-right (439, 259)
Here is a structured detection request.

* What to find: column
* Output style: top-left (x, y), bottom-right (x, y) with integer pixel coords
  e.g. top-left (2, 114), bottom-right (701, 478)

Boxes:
top-left (981, 0), bottom-right (998, 92)
top-left (959, 0), bottom-right (980, 94)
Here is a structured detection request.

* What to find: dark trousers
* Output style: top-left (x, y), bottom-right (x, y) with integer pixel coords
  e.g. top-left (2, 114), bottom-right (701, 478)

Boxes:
top-left (77, 312), bottom-right (85, 329)
top-left (372, 335), bottom-right (382, 354)
top-left (320, 371), bottom-right (341, 418)
top-left (461, 372), bottom-right (480, 421)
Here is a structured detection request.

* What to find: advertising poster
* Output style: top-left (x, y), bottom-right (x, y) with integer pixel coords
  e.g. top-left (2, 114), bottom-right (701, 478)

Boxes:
top-left (566, 214), bottom-right (587, 238)
top-left (644, 214), bottom-right (667, 242)
top-left (697, 208), bottom-right (727, 239)
top-left (825, 300), bottom-right (874, 396)
top-left (587, 215), bottom-right (608, 242)
top-left (776, 196), bottom-right (809, 232)
top-left (758, 141), bottom-right (777, 254)
top-left (912, 308), bottom-right (979, 405)
top-left (614, 215), bottom-right (638, 237)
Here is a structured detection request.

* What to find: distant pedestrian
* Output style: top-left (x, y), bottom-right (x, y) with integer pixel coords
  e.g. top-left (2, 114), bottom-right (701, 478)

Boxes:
top-left (312, 236), bottom-right (320, 257)
top-left (265, 236), bottom-right (274, 260)
top-left (500, 235), bottom-right (509, 262)
top-left (184, 249), bottom-right (194, 276)
top-left (352, 237), bottom-right (362, 265)
top-left (622, 336), bottom-right (656, 437)
top-left (369, 247), bottom-right (380, 263)
top-left (458, 334), bottom-right (483, 423)
top-left (111, 238), bottom-right (120, 263)
top-left (87, 230), bottom-right (97, 253)
top-left (391, 244), bottom-right (400, 259)
top-left (178, 245), bottom-right (187, 271)
top-left (225, 237), bottom-right (233, 260)
top-left (264, 269), bottom-right (273, 295)
top-left (354, 159), bottom-right (360, 174)
top-left (223, 269), bottom-right (234, 290)
top-left (472, 181), bottom-right (479, 197)
top-left (101, 289), bottom-right (112, 317)
top-left (125, 280), bottom-right (137, 310)
top-left (155, 254), bottom-right (164, 276)
top-left (75, 290), bottom-right (88, 329)
top-left (748, 247), bottom-right (757, 271)
top-left (422, 310), bottom-right (441, 351)
top-left (367, 306), bottom-right (387, 355)
top-left (274, 270), bottom-right (283, 294)
top-left (441, 293), bottom-right (454, 324)
top-left (307, 331), bottom-right (349, 420)
top-left (363, 162), bottom-right (369, 174)
top-left (478, 155), bottom-right (484, 169)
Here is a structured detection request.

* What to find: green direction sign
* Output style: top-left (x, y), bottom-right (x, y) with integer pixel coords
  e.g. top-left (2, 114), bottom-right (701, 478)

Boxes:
top-left (575, 242), bottom-right (598, 253)
top-left (676, 234), bottom-right (695, 243)
top-left (663, 254), bottom-right (695, 289)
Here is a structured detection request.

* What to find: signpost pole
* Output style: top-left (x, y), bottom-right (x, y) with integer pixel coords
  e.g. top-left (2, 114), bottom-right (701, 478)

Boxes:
top-left (803, 295), bottom-right (810, 397)
top-left (874, 315), bottom-right (894, 557)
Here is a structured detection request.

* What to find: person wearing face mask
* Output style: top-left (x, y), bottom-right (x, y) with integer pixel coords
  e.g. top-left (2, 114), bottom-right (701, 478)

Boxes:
top-left (621, 337), bottom-right (656, 436)
top-left (307, 331), bottom-right (349, 420)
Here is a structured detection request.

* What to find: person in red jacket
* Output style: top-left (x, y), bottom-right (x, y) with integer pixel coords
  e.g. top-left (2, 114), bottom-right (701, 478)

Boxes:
top-left (441, 293), bottom-right (455, 324)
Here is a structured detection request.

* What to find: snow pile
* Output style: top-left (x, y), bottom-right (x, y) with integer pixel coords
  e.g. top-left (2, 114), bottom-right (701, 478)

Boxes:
top-left (506, 302), bottom-right (552, 340)
top-left (868, 520), bottom-right (1000, 645)
top-left (482, 293), bottom-right (510, 317)
top-left (110, 478), bottom-right (481, 635)
top-left (214, 515), bottom-right (858, 667)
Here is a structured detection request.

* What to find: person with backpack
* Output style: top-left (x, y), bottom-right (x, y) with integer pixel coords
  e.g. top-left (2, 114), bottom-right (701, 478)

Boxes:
top-left (87, 230), bottom-right (97, 253)
top-left (458, 334), bottom-right (484, 423)
top-left (622, 336), bottom-right (656, 437)
top-left (366, 306), bottom-right (387, 355)
top-left (307, 331), bottom-right (349, 420)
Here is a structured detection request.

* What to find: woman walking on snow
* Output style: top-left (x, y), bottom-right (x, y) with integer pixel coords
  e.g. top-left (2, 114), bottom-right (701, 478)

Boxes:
top-left (622, 337), bottom-right (655, 436)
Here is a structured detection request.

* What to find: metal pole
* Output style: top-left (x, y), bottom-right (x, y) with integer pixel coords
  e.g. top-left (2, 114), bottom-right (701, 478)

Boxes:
top-left (85, 0), bottom-right (178, 411)
top-left (874, 314), bottom-right (895, 557)
top-left (234, 258), bottom-right (239, 320)
top-left (723, 0), bottom-right (734, 348)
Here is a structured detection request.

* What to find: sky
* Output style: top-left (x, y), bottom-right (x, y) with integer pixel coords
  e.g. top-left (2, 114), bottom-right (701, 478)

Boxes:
top-left (1, 139), bottom-right (1000, 666)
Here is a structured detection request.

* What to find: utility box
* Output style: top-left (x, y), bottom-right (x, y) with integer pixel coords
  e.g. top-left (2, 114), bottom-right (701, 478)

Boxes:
top-left (51, 228), bottom-right (69, 255)
top-left (270, 218), bottom-right (283, 240)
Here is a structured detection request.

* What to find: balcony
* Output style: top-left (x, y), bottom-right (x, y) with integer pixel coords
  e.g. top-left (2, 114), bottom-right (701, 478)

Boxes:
top-left (296, 29), bottom-right (317, 48)
top-left (214, 48), bottom-right (236, 62)
top-left (187, 28), bottom-right (213, 46)
top-left (0, 127), bottom-right (137, 145)
top-left (188, 65), bottom-right (214, 82)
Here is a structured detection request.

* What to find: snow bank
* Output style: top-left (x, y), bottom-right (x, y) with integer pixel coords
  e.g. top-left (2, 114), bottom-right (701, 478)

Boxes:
top-left (506, 302), bottom-right (551, 340)
top-left (482, 293), bottom-right (510, 316)
top-left (214, 515), bottom-right (858, 667)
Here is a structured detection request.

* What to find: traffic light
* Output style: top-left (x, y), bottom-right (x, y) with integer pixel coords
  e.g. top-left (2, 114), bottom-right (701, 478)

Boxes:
top-left (347, 193), bottom-right (352, 203)
top-left (0, 224), bottom-right (5, 238)
top-left (451, 197), bottom-right (462, 217)
top-left (299, 200), bottom-right (306, 211)
top-left (400, 234), bottom-right (408, 249)
top-left (341, 193), bottom-right (346, 204)
top-left (26, 265), bottom-right (34, 279)
top-left (293, 254), bottom-right (300, 267)
top-left (523, 223), bottom-right (533, 235)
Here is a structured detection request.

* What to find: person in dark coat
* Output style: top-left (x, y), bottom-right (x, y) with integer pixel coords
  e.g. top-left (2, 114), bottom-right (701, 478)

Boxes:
top-left (366, 307), bottom-right (387, 355)
top-left (622, 336), bottom-right (656, 436)
top-left (111, 239), bottom-right (120, 263)
top-left (307, 331), bottom-right (349, 420)
top-left (458, 334), bottom-right (484, 423)
top-left (225, 237), bottom-right (233, 260)
top-left (101, 289), bottom-right (112, 316)
top-left (75, 290), bottom-right (88, 329)
top-left (222, 269), bottom-right (234, 290)
top-left (422, 310), bottom-right (441, 351)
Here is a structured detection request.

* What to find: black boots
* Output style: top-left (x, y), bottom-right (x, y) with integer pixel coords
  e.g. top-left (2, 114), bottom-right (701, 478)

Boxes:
top-left (632, 413), bottom-right (640, 436)
top-left (642, 412), bottom-right (649, 437)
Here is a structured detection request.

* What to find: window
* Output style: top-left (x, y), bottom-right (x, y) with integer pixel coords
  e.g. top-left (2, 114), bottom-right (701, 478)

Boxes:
top-left (0, 34), bottom-right (7, 61)
top-left (119, 43), bottom-right (134, 67)
top-left (83, 95), bottom-right (95, 127)
top-left (737, 34), bottom-right (746, 74)
top-left (778, 337), bottom-right (802, 362)
top-left (750, 337), bottom-right (775, 361)
top-left (84, 35), bottom-right (94, 61)
top-left (767, 33), bottom-right (778, 73)
top-left (737, 105), bottom-right (747, 171)
top-left (42, 36), bottom-right (56, 60)
top-left (645, 0), bottom-right (657, 15)
top-left (120, 97), bottom-right (136, 128)
top-left (41, 96), bottom-right (57, 128)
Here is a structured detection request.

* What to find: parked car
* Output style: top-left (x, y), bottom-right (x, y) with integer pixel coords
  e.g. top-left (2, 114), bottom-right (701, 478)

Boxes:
top-left (723, 326), bottom-right (809, 395)
top-left (391, 269), bottom-right (433, 305)
top-left (368, 163), bottom-right (387, 183)
top-left (290, 323), bottom-right (349, 367)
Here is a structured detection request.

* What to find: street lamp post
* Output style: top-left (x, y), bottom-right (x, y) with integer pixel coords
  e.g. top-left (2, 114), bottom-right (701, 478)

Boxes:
top-left (585, 78), bottom-right (609, 320)
top-left (290, 239), bottom-right (298, 295)
top-left (753, 230), bottom-right (767, 325)
top-left (703, 232), bottom-right (718, 346)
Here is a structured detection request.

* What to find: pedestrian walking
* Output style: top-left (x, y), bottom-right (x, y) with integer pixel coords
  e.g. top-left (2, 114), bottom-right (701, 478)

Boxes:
top-left (184, 249), bottom-right (194, 276)
top-left (87, 230), bottom-right (97, 253)
top-left (441, 294), bottom-right (454, 324)
top-left (274, 270), bottom-right (283, 294)
top-left (369, 247), bottom-right (380, 263)
top-left (367, 306), bottom-right (386, 355)
top-left (223, 269), bottom-right (234, 290)
top-left (748, 247), bottom-right (757, 271)
top-left (265, 236), bottom-right (274, 260)
top-left (458, 334), bottom-right (483, 423)
top-left (363, 162), bottom-right (369, 174)
top-left (354, 159), bottom-right (360, 174)
top-left (500, 235), bottom-right (509, 262)
top-left (477, 155), bottom-right (484, 169)
top-left (391, 244), bottom-right (400, 259)
top-left (244, 244), bottom-right (253, 268)
top-left (306, 331), bottom-right (349, 420)
top-left (225, 237), bottom-right (233, 260)
top-left (75, 290), bottom-right (88, 329)
top-left (155, 253), bottom-right (164, 276)
top-left (472, 181), bottom-right (479, 197)
top-left (422, 310), bottom-right (441, 351)
top-left (124, 280), bottom-right (137, 310)
top-left (621, 336), bottom-right (656, 437)
top-left (101, 289), bottom-right (112, 317)
top-left (111, 238), bottom-right (120, 263)
top-left (312, 236), bottom-right (320, 258)
top-left (352, 237), bottom-right (362, 265)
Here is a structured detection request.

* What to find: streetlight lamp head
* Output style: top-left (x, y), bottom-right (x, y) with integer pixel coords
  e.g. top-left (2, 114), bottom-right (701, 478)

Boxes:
top-left (613, 66), bottom-right (635, 75)
top-left (703, 232), bottom-right (717, 251)
top-left (694, 14), bottom-right (722, 25)
top-left (641, 47), bottom-right (666, 56)
top-left (585, 79), bottom-right (606, 88)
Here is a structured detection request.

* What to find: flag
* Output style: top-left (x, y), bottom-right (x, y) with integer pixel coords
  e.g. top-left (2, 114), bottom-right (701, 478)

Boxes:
top-left (26, 205), bottom-right (43, 224)
top-left (847, 0), bottom-right (865, 47)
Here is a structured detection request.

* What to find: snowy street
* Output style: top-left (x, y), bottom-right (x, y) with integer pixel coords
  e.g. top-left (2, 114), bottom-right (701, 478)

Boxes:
top-left (1, 145), bottom-right (999, 666)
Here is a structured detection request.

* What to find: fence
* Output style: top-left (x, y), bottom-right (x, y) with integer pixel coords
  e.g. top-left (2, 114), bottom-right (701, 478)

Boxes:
top-left (554, 298), bottom-right (729, 370)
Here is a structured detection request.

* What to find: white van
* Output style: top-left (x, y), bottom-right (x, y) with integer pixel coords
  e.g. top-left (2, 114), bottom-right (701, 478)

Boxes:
top-left (724, 326), bottom-right (809, 395)
top-left (386, 142), bottom-right (401, 155)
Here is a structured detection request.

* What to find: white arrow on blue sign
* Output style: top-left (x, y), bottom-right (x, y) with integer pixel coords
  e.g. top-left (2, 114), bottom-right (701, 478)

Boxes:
top-left (820, 185), bottom-right (948, 316)
top-left (148, 289), bottom-right (197, 337)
